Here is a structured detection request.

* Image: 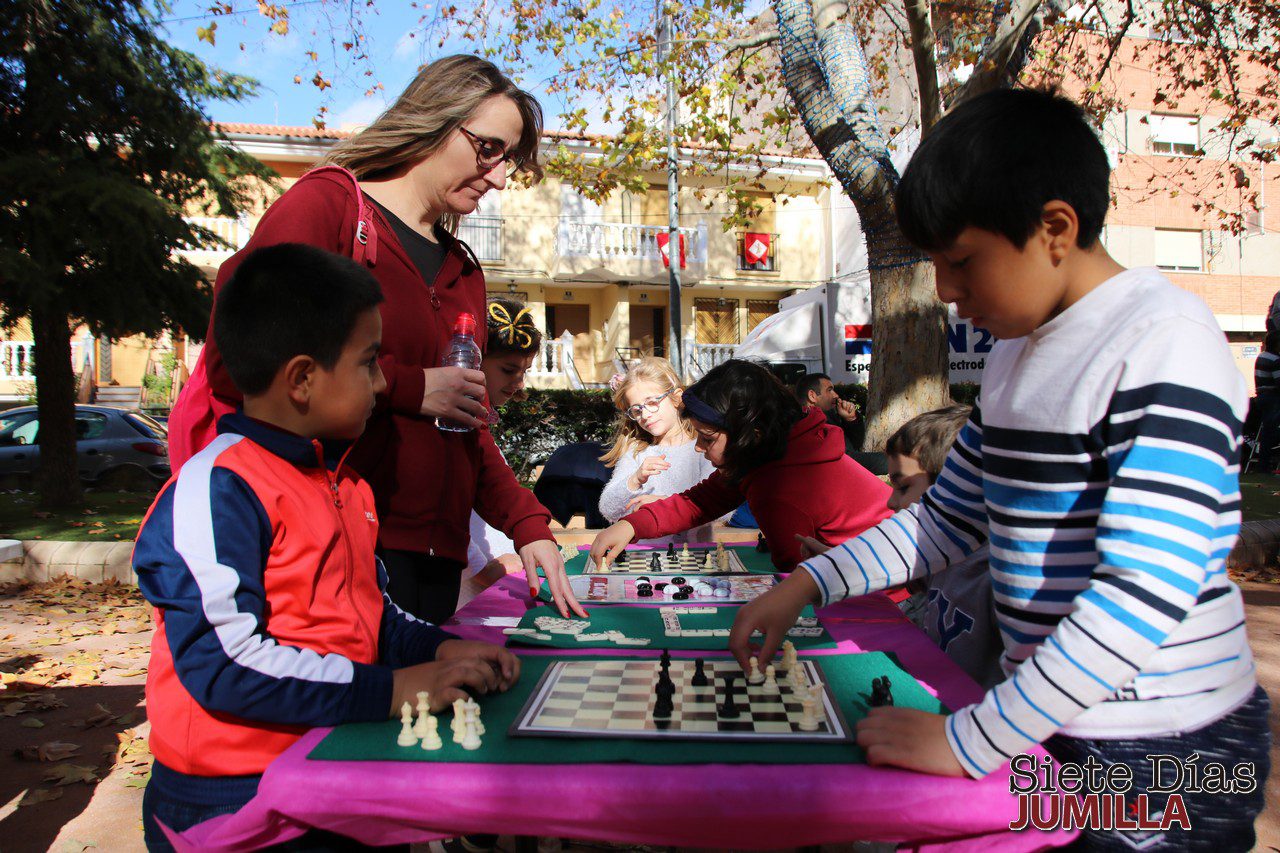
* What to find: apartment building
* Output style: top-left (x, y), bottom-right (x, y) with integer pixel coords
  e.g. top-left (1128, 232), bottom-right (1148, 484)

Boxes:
top-left (157, 124), bottom-right (843, 393)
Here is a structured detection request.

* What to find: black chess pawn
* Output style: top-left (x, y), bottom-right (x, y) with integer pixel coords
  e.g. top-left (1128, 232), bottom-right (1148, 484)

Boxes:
top-left (691, 658), bottom-right (709, 687)
top-left (718, 674), bottom-right (741, 719)
top-left (756, 532), bottom-right (769, 553)
top-left (649, 553), bottom-right (661, 571)
top-left (667, 542), bottom-right (677, 559)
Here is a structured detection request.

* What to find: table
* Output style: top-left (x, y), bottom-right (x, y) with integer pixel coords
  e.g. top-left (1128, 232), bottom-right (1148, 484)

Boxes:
top-left (167, 573), bottom-right (1075, 851)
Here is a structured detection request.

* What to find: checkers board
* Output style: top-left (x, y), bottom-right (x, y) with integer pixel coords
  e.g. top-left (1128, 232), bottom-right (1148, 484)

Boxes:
top-left (512, 657), bottom-right (850, 743)
top-left (307, 652), bottom-right (947, 765)
top-left (550, 573), bottom-right (776, 605)
top-left (553, 544), bottom-right (778, 576)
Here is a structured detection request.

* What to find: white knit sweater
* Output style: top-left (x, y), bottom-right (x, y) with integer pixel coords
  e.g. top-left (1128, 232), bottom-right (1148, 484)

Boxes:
top-left (599, 439), bottom-right (718, 545)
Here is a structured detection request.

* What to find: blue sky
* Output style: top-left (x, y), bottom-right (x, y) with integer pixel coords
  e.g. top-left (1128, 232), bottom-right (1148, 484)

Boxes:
top-left (157, 0), bottom-right (578, 131)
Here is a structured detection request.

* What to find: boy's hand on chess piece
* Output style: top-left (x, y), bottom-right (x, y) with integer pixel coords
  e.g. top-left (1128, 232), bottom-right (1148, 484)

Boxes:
top-left (590, 520), bottom-right (635, 567)
top-left (390, 656), bottom-right (506, 715)
top-left (728, 570), bottom-right (820, 672)
top-left (624, 494), bottom-right (663, 514)
top-left (794, 533), bottom-right (828, 560)
top-left (436, 639), bottom-right (521, 690)
top-left (520, 539), bottom-right (588, 618)
top-left (856, 708), bottom-right (968, 778)
top-left (628, 454), bottom-right (670, 490)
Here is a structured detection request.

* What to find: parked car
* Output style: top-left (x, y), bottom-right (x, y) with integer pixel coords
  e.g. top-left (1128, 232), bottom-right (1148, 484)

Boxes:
top-left (0, 405), bottom-right (170, 487)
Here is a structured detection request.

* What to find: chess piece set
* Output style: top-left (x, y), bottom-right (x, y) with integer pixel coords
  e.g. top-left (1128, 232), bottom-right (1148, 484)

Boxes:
top-left (396, 692), bottom-right (485, 751)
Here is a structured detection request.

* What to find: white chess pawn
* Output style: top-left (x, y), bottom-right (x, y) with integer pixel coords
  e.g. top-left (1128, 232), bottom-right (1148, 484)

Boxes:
top-left (790, 663), bottom-right (806, 691)
top-left (748, 656), bottom-right (765, 685)
top-left (764, 664), bottom-right (778, 691)
top-left (782, 640), bottom-right (797, 671)
top-left (467, 698), bottom-right (485, 736)
top-left (703, 551), bottom-right (714, 569)
top-left (461, 709), bottom-right (483, 751)
top-left (421, 713), bottom-right (443, 751)
top-left (681, 543), bottom-right (690, 561)
top-left (451, 698), bottom-right (467, 744)
top-left (397, 701), bottom-right (418, 746)
top-left (598, 553), bottom-right (610, 573)
top-left (413, 691), bottom-right (431, 738)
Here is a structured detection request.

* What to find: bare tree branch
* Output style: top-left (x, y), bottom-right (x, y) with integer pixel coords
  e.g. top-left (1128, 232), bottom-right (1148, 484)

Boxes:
top-left (902, 0), bottom-right (942, 135)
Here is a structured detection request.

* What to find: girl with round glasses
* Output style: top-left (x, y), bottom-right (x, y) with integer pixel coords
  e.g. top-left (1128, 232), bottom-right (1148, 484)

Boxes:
top-left (598, 358), bottom-right (717, 546)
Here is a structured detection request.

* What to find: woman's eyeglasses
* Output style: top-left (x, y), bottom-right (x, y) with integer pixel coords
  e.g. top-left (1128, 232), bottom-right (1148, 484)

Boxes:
top-left (459, 126), bottom-right (525, 175)
top-left (625, 389), bottom-right (675, 421)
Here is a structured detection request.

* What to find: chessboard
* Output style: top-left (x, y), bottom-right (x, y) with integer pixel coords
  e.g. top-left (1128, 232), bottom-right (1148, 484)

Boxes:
top-left (510, 657), bottom-right (852, 743)
top-left (585, 545), bottom-right (747, 575)
top-left (565, 573), bottom-right (776, 605)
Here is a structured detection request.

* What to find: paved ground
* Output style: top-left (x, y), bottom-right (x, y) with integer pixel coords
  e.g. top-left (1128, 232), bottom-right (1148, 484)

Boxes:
top-left (1, 574), bottom-right (1277, 853)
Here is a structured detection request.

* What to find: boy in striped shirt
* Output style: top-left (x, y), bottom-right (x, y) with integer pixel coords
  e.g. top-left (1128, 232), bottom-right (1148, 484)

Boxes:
top-left (730, 89), bottom-right (1269, 848)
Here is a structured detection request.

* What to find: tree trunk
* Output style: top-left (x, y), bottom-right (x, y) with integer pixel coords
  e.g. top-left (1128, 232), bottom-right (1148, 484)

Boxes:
top-left (863, 260), bottom-right (950, 449)
top-left (776, 0), bottom-right (951, 450)
top-left (30, 304), bottom-right (82, 508)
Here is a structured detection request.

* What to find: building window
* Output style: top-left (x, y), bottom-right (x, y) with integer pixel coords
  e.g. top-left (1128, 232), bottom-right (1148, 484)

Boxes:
top-left (747, 300), bottom-right (780, 333)
top-left (1149, 114), bottom-right (1198, 157)
top-left (1154, 228), bottom-right (1203, 272)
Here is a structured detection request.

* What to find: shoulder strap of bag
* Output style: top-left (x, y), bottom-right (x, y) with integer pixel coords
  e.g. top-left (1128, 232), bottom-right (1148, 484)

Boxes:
top-left (298, 164), bottom-right (379, 267)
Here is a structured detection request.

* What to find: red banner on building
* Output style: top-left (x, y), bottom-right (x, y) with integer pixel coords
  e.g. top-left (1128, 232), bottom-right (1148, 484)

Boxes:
top-left (744, 232), bottom-right (770, 265)
top-left (656, 232), bottom-right (686, 269)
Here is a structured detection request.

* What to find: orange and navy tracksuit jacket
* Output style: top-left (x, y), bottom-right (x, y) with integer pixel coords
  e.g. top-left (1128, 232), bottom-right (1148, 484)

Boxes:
top-left (134, 412), bottom-right (455, 778)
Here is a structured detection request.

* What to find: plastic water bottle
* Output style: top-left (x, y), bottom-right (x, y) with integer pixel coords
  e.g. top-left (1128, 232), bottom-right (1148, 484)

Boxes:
top-left (435, 312), bottom-right (483, 434)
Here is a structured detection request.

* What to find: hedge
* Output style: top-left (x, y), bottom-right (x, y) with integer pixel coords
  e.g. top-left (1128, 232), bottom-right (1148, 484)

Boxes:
top-left (491, 383), bottom-right (983, 484)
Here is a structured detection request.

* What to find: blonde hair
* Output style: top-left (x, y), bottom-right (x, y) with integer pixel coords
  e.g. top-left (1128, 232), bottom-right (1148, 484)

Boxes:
top-left (321, 55), bottom-right (544, 234)
top-left (600, 357), bottom-right (693, 467)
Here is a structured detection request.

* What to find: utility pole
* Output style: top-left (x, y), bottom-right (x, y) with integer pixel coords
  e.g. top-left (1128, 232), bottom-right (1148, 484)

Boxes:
top-left (657, 0), bottom-right (683, 377)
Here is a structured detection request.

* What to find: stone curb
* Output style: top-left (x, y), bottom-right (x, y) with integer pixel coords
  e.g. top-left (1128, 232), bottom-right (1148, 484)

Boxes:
top-left (0, 538), bottom-right (136, 585)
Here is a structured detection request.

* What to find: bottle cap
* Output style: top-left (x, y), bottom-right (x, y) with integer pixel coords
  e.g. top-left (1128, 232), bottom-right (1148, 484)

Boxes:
top-left (453, 313), bottom-right (477, 336)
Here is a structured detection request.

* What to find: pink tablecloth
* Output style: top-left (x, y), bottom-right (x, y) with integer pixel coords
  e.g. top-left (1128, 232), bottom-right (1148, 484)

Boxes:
top-left (170, 574), bottom-right (1074, 851)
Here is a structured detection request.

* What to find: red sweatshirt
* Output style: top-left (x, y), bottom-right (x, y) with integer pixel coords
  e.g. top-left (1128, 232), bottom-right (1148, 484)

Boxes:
top-left (188, 171), bottom-right (553, 561)
top-left (623, 408), bottom-right (893, 570)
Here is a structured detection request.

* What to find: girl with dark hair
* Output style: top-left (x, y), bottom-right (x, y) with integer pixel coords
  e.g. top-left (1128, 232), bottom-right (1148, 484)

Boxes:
top-left (466, 298), bottom-right (542, 579)
top-left (589, 360), bottom-right (893, 570)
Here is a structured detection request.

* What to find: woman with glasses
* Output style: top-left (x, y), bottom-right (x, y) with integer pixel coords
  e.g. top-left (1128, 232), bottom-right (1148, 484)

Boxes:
top-left (598, 357), bottom-right (718, 546)
top-left (167, 54), bottom-right (584, 625)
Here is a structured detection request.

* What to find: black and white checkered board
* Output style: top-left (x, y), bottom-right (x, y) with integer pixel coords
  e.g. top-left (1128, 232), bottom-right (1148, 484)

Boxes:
top-left (585, 547), bottom-right (746, 575)
top-left (510, 658), bottom-right (852, 742)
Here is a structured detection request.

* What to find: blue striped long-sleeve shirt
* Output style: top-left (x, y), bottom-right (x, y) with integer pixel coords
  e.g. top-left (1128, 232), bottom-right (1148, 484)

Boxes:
top-left (801, 268), bottom-right (1256, 778)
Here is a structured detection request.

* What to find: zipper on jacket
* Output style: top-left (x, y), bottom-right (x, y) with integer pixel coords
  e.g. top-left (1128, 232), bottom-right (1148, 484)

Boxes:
top-left (313, 441), bottom-right (379, 651)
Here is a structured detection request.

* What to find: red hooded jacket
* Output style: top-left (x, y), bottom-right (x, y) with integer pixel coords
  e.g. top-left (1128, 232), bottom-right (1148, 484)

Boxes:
top-left (623, 408), bottom-right (893, 569)
top-left (170, 170), bottom-right (553, 561)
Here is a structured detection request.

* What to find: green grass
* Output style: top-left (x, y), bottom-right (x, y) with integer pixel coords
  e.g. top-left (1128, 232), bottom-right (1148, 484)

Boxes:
top-left (0, 489), bottom-right (156, 541)
top-left (1241, 473), bottom-right (1280, 522)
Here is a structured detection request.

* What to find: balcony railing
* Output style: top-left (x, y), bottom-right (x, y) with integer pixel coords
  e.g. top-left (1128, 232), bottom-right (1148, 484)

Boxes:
top-left (558, 221), bottom-right (706, 264)
top-left (530, 336), bottom-right (569, 377)
top-left (457, 215), bottom-right (505, 262)
top-left (1, 341), bottom-right (34, 380)
top-left (0, 340), bottom-right (89, 382)
top-left (683, 342), bottom-right (738, 377)
top-left (183, 216), bottom-right (253, 257)
top-left (736, 232), bottom-right (779, 272)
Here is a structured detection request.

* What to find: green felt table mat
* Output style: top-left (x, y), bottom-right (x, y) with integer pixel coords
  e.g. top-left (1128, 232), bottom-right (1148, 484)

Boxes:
top-left (308, 652), bottom-right (945, 765)
top-left (506, 604), bottom-right (836, 651)
top-left (551, 544), bottom-right (778, 576)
